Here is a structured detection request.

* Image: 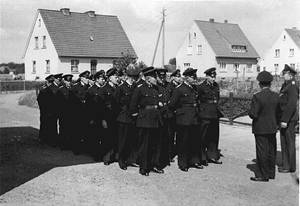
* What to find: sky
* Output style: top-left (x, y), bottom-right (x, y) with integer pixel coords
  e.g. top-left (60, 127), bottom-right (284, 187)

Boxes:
top-left (0, 0), bottom-right (299, 67)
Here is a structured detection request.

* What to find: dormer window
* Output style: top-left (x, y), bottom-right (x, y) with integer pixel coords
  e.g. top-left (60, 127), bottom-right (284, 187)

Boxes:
top-left (85, 11), bottom-right (95, 17)
top-left (232, 45), bottom-right (247, 53)
top-left (60, 8), bottom-right (70, 16)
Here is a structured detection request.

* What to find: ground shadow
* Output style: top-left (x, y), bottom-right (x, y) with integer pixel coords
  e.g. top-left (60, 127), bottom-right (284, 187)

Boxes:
top-left (0, 126), bottom-right (94, 195)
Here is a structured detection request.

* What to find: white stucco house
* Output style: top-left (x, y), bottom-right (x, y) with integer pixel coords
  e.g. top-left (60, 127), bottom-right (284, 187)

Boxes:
top-left (23, 8), bottom-right (136, 80)
top-left (260, 28), bottom-right (300, 75)
top-left (176, 19), bottom-right (260, 78)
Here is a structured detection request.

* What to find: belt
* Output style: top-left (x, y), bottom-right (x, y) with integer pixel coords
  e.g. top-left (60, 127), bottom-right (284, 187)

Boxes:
top-left (181, 103), bottom-right (198, 107)
top-left (203, 100), bottom-right (217, 104)
top-left (144, 105), bottom-right (158, 109)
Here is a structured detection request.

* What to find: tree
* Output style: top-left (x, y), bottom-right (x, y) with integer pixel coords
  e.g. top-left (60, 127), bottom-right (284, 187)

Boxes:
top-left (113, 51), bottom-right (137, 73)
top-left (168, 57), bottom-right (176, 66)
top-left (136, 61), bottom-right (147, 70)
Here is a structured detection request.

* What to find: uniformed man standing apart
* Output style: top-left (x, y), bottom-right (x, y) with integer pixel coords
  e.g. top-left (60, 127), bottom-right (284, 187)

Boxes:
top-left (169, 67), bottom-right (203, 172)
top-left (101, 67), bottom-right (120, 165)
top-left (130, 66), bottom-right (164, 176)
top-left (57, 74), bottom-right (73, 150)
top-left (115, 64), bottom-right (140, 170)
top-left (198, 67), bottom-right (223, 165)
top-left (248, 71), bottom-right (279, 182)
top-left (278, 64), bottom-right (299, 173)
top-left (37, 74), bottom-right (55, 144)
top-left (69, 70), bottom-right (90, 154)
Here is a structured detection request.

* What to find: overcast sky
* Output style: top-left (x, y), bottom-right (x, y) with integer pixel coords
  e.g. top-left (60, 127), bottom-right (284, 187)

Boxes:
top-left (0, 0), bottom-right (299, 66)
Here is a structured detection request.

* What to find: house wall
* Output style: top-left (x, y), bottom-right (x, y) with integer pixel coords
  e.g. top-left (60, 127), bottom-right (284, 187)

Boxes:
top-left (260, 29), bottom-right (300, 75)
top-left (176, 22), bottom-right (217, 77)
top-left (58, 57), bottom-right (114, 79)
top-left (24, 12), bottom-right (59, 80)
top-left (176, 22), bottom-right (258, 78)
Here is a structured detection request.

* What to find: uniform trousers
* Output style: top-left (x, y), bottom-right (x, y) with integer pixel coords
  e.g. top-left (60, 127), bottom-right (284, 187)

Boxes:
top-left (102, 120), bottom-right (118, 163)
top-left (200, 119), bottom-right (220, 160)
top-left (280, 121), bottom-right (297, 172)
top-left (176, 125), bottom-right (202, 169)
top-left (255, 134), bottom-right (276, 179)
top-left (137, 128), bottom-right (161, 171)
top-left (58, 112), bottom-right (72, 149)
top-left (118, 122), bottom-right (136, 167)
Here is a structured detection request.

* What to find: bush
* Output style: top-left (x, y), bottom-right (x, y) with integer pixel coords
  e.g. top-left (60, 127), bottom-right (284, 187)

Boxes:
top-left (18, 91), bottom-right (38, 108)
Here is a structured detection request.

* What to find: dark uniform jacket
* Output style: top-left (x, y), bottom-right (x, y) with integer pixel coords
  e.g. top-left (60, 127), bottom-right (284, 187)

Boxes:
top-left (197, 80), bottom-right (223, 119)
top-left (249, 88), bottom-right (280, 134)
top-left (279, 79), bottom-right (299, 123)
top-left (115, 81), bottom-right (135, 124)
top-left (57, 84), bottom-right (71, 118)
top-left (168, 82), bottom-right (199, 125)
top-left (37, 84), bottom-right (50, 115)
top-left (130, 82), bottom-right (163, 128)
top-left (70, 82), bottom-right (89, 105)
top-left (86, 84), bottom-right (105, 121)
top-left (158, 81), bottom-right (174, 119)
top-left (101, 82), bottom-right (120, 122)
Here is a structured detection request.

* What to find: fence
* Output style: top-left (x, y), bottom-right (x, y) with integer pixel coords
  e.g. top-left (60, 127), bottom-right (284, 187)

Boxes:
top-left (0, 80), bottom-right (44, 93)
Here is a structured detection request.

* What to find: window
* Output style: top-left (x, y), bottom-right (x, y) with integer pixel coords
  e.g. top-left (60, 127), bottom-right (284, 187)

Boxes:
top-left (42, 36), bottom-right (46, 49)
top-left (90, 60), bottom-right (97, 75)
top-left (32, 61), bottom-right (36, 73)
top-left (283, 35), bottom-right (286, 41)
top-left (274, 64), bottom-right (279, 74)
top-left (188, 32), bottom-right (191, 45)
top-left (38, 19), bottom-right (41, 27)
top-left (187, 45), bottom-right (192, 55)
top-left (246, 64), bottom-right (253, 73)
top-left (71, 59), bottom-right (79, 73)
top-left (219, 62), bottom-right (227, 73)
top-left (34, 37), bottom-right (39, 49)
top-left (233, 63), bottom-right (240, 73)
top-left (194, 32), bottom-right (196, 39)
top-left (290, 63), bottom-right (295, 69)
top-left (197, 45), bottom-right (202, 55)
top-left (289, 48), bottom-right (294, 57)
top-left (183, 63), bottom-right (190, 68)
top-left (232, 45), bottom-right (247, 53)
top-left (45, 60), bottom-right (50, 73)
top-left (275, 49), bottom-right (280, 57)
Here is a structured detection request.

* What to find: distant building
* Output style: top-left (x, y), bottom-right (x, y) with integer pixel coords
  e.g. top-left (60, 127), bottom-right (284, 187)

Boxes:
top-left (176, 19), bottom-right (260, 78)
top-left (260, 28), bottom-right (300, 75)
top-left (23, 8), bottom-right (136, 80)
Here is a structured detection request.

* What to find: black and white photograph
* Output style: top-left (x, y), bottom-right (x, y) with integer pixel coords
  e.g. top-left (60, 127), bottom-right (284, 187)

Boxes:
top-left (0, 0), bottom-right (299, 205)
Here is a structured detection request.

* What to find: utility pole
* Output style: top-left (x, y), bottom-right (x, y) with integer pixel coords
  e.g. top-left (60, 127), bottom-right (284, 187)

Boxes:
top-left (162, 8), bottom-right (166, 68)
top-left (151, 8), bottom-right (166, 67)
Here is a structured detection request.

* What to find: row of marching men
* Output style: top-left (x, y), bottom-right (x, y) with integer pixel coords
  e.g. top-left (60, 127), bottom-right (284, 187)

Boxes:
top-left (37, 65), bottom-right (223, 176)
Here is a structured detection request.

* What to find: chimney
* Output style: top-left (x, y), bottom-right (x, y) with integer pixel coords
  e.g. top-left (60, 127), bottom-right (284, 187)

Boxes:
top-left (85, 10), bottom-right (95, 17)
top-left (60, 8), bottom-right (70, 15)
top-left (224, 20), bottom-right (228, 23)
top-left (292, 27), bottom-right (297, 30)
top-left (209, 18), bottom-right (214, 22)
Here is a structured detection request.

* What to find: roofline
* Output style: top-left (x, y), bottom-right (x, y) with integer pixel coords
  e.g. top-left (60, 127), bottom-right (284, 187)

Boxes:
top-left (284, 28), bottom-right (300, 49)
top-left (22, 10), bottom-right (39, 59)
top-left (216, 56), bottom-right (260, 59)
top-left (193, 19), bottom-right (238, 25)
top-left (37, 8), bottom-right (118, 18)
top-left (59, 55), bottom-right (138, 59)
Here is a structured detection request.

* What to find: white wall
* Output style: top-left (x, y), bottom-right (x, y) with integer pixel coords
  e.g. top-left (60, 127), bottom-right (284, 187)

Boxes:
top-left (58, 57), bottom-right (114, 80)
top-left (261, 29), bottom-right (300, 75)
top-left (176, 22), bottom-right (217, 77)
top-left (24, 12), bottom-right (59, 81)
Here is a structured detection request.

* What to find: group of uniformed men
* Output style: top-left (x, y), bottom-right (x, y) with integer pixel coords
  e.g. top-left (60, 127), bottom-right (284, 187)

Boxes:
top-left (37, 65), bottom-right (223, 176)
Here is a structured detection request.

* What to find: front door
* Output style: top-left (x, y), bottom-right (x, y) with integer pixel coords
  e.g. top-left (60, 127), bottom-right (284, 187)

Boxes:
top-left (91, 60), bottom-right (97, 75)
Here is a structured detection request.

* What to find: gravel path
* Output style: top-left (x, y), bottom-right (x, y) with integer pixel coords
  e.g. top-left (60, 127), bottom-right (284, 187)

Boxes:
top-left (0, 92), bottom-right (298, 206)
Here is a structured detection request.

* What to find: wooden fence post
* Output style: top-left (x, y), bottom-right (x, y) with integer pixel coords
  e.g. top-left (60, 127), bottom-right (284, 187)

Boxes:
top-left (229, 92), bottom-right (234, 125)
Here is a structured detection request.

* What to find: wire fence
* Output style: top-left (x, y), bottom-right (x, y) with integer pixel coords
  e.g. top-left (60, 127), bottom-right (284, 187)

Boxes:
top-left (0, 81), bottom-right (44, 94)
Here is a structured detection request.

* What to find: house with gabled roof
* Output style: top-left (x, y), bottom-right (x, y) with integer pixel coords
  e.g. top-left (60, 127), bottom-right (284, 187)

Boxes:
top-left (176, 19), bottom-right (260, 78)
top-left (260, 27), bottom-right (300, 75)
top-left (23, 8), bottom-right (136, 80)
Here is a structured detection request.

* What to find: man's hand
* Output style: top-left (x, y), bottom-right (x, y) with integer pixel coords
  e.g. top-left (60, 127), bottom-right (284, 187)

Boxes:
top-left (102, 120), bottom-right (108, 128)
top-left (280, 122), bottom-right (288, 128)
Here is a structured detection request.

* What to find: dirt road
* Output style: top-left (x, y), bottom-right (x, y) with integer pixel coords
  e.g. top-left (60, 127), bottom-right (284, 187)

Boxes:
top-left (0, 92), bottom-right (298, 206)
